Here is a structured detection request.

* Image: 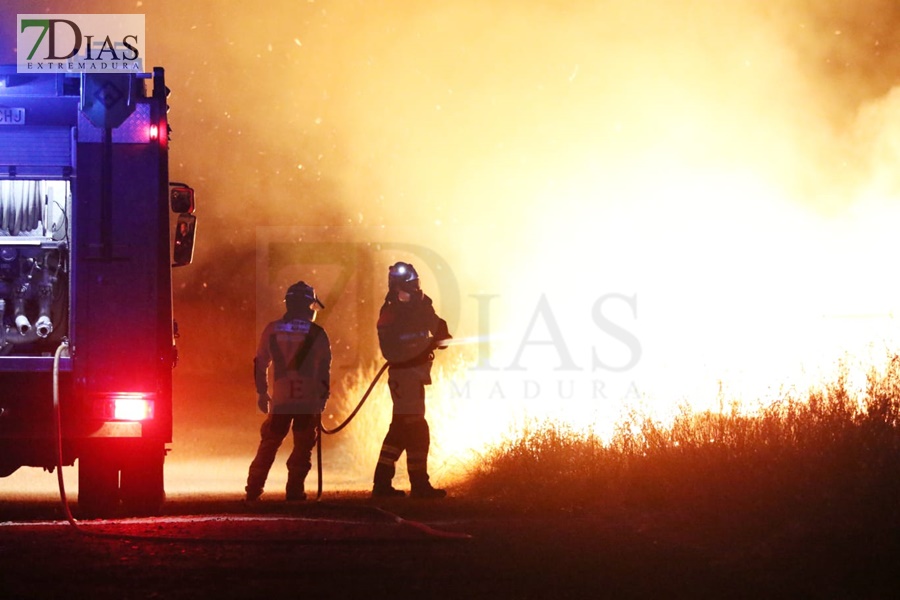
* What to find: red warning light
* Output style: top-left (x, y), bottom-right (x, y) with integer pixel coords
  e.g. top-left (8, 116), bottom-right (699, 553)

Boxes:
top-left (149, 124), bottom-right (159, 140)
top-left (92, 392), bottom-right (155, 421)
top-left (113, 393), bottom-right (155, 421)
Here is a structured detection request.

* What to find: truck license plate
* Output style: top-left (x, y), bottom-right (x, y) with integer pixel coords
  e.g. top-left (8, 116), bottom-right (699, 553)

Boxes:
top-left (0, 108), bottom-right (25, 125)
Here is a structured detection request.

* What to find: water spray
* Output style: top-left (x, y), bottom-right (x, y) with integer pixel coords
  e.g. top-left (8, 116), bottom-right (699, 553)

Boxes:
top-left (435, 334), bottom-right (500, 348)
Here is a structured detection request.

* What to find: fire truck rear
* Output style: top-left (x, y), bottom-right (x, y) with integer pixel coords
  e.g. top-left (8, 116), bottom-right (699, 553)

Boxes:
top-left (0, 67), bottom-right (196, 516)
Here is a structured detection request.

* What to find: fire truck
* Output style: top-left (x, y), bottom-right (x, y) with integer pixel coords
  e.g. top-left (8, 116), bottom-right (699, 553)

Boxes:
top-left (0, 66), bottom-right (196, 516)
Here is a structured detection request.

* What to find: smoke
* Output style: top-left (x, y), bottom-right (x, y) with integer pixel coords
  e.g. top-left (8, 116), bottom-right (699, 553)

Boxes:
top-left (4, 1), bottom-right (900, 492)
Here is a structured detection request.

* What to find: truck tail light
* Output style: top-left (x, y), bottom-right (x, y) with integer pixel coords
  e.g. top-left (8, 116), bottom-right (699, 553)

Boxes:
top-left (114, 393), bottom-right (155, 421)
top-left (93, 393), bottom-right (155, 421)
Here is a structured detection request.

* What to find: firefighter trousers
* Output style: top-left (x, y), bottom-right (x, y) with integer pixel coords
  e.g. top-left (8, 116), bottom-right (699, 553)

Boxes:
top-left (246, 413), bottom-right (317, 498)
top-left (373, 414), bottom-right (432, 489)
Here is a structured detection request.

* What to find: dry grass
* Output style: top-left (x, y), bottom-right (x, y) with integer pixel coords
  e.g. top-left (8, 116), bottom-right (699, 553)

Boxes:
top-left (464, 354), bottom-right (900, 536)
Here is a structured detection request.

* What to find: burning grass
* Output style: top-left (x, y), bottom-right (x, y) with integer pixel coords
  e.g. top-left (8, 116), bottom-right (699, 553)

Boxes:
top-left (463, 354), bottom-right (900, 536)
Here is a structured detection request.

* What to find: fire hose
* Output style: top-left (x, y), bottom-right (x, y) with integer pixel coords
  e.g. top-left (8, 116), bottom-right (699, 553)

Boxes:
top-left (319, 362), bottom-right (389, 436)
top-left (313, 336), bottom-right (484, 500)
top-left (311, 355), bottom-right (472, 541)
top-left (314, 361), bottom-right (388, 501)
top-left (52, 339), bottom-right (79, 529)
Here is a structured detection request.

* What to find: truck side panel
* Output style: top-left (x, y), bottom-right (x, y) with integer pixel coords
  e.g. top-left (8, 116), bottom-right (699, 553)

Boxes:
top-left (73, 136), bottom-right (173, 442)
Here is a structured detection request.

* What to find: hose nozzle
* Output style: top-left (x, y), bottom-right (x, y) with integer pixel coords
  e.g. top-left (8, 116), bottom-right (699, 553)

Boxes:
top-left (15, 314), bottom-right (31, 336)
top-left (35, 315), bottom-right (53, 338)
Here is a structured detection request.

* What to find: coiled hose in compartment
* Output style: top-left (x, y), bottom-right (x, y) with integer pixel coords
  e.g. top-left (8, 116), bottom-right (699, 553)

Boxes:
top-left (0, 180), bottom-right (43, 236)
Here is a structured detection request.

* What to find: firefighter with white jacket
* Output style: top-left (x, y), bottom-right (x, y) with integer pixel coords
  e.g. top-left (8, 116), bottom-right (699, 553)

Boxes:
top-left (245, 281), bottom-right (331, 502)
top-left (373, 262), bottom-right (451, 498)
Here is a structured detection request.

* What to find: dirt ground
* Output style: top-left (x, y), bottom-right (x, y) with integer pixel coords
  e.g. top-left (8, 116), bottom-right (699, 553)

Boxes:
top-left (1, 492), bottom-right (898, 599)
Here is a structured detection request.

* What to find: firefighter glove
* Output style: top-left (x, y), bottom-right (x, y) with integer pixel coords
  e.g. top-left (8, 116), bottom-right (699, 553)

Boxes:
top-left (435, 320), bottom-right (451, 349)
top-left (437, 333), bottom-right (452, 350)
top-left (257, 392), bottom-right (270, 414)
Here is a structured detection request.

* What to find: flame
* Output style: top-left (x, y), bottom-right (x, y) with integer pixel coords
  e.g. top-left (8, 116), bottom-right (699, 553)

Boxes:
top-left (330, 119), bottom-right (900, 485)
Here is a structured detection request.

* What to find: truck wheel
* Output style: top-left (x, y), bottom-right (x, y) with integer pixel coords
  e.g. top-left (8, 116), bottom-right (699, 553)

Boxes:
top-left (78, 449), bottom-right (120, 518)
top-left (120, 442), bottom-right (166, 516)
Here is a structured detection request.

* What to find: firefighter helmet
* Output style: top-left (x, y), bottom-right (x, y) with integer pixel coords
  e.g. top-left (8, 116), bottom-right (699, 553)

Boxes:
top-left (285, 281), bottom-right (325, 313)
top-left (388, 262), bottom-right (420, 292)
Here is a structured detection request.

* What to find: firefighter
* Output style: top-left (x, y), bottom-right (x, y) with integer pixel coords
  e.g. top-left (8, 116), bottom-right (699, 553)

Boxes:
top-left (373, 262), bottom-right (452, 498)
top-left (245, 281), bottom-right (331, 502)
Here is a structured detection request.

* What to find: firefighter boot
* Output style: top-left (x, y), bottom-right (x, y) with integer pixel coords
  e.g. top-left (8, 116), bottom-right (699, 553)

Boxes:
top-left (245, 468), bottom-right (266, 502)
top-left (244, 485), bottom-right (263, 503)
top-left (372, 462), bottom-right (405, 498)
top-left (409, 473), bottom-right (447, 499)
top-left (285, 465), bottom-right (309, 501)
top-left (408, 433), bottom-right (445, 499)
top-left (285, 480), bottom-right (306, 502)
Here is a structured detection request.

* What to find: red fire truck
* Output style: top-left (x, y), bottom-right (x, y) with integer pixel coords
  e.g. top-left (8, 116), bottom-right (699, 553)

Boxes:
top-left (0, 66), bottom-right (196, 516)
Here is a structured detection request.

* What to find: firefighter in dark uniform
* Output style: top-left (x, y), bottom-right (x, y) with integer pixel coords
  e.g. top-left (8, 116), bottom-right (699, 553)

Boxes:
top-left (373, 262), bottom-right (451, 498)
top-left (245, 281), bottom-right (331, 502)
